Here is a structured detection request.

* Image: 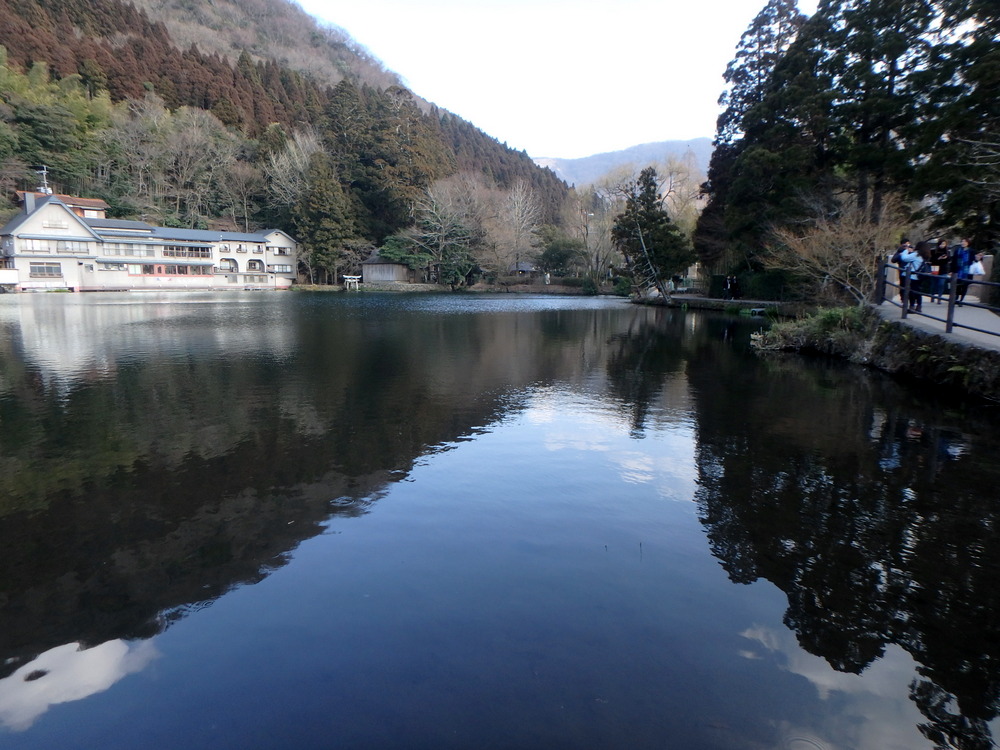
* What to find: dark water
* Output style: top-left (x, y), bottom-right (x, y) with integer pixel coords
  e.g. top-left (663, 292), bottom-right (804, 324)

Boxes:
top-left (0, 292), bottom-right (998, 750)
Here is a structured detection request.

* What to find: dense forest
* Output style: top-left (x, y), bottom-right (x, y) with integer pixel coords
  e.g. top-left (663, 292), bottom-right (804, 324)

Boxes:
top-left (694, 0), bottom-right (999, 300)
top-left (0, 0), bottom-right (570, 283)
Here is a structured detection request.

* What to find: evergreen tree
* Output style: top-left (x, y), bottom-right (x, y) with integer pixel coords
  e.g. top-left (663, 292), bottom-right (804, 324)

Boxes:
top-left (612, 167), bottom-right (693, 288)
top-left (723, 12), bottom-right (841, 253)
top-left (815, 0), bottom-right (936, 222)
top-left (292, 151), bottom-right (357, 284)
top-left (716, 0), bottom-right (806, 150)
top-left (911, 0), bottom-right (1000, 248)
top-left (695, 0), bottom-right (805, 268)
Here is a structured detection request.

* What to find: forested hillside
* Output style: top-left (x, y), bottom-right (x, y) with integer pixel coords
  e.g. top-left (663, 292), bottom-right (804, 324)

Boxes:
top-left (0, 0), bottom-right (569, 282)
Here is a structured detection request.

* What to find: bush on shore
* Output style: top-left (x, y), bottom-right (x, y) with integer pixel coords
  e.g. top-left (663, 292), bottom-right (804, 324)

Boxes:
top-left (753, 306), bottom-right (1000, 401)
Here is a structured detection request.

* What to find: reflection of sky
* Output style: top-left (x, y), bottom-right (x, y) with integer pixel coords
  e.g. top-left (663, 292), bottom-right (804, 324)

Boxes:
top-left (740, 626), bottom-right (927, 750)
top-left (0, 640), bottom-right (159, 731)
top-left (525, 386), bottom-right (698, 503)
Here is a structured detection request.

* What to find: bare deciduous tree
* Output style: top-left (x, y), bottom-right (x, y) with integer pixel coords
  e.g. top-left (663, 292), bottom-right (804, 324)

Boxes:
top-left (654, 153), bottom-right (705, 238)
top-left (219, 161), bottom-right (264, 231)
top-left (265, 128), bottom-right (322, 209)
top-left (163, 107), bottom-right (239, 224)
top-left (765, 194), bottom-right (910, 305)
top-left (493, 179), bottom-right (541, 275)
top-left (562, 187), bottom-right (620, 280)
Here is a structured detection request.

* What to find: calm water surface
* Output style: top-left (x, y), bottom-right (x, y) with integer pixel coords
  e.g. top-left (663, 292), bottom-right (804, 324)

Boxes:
top-left (0, 292), bottom-right (998, 749)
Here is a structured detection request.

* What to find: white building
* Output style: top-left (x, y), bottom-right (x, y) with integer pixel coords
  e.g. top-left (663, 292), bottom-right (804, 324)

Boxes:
top-left (0, 193), bottom-right (297, 292)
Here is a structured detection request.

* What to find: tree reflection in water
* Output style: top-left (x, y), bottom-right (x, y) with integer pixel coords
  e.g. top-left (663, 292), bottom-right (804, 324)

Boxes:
top-left (688, 348), bottom-right (1000, 750)
top-left (2, 295), bottom-right (1000, 747)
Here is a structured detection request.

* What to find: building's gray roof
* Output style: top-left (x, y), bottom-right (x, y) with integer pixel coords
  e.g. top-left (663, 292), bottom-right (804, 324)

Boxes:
top-left (260, 229), bottom-right (295, 241)
top-left (139, 227), bottom-right (269, 243)
top-left (6, 199), bottom-right (294, 247)
top-left (2, 195), bottom-right (103, 242)
top-left (219, 231), bottom-right (269, 243)
top-left (86, 218), bottom-right (154, 231)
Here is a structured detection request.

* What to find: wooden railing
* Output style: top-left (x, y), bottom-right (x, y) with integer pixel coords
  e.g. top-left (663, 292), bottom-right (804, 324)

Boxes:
top-left (878, 261), bottom-right (1000, 338)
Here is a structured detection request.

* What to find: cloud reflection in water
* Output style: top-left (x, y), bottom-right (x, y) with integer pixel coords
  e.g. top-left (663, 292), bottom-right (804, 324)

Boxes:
top-left (0, 640), bottom-right (159, 731)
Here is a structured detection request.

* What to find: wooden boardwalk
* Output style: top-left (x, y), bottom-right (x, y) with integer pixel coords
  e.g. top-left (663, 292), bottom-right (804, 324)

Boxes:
top-left (875, 298), bottom-right (1000, 353)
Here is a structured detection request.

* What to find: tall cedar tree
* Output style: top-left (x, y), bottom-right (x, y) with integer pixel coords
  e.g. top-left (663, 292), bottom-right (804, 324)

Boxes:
top-left (292, 151), bottom-right (357, 284)
top-left (724, 12), bottom-right (838, 255)
top-left (612, 167), bottom-right (694, 283)
top-left (815, 0), bottom-right (936, 222)
top-left (724, 0), bottom-right (937, 257)
top-left (910, 0), bottom-right (1000, 248)
top-left (694, 0), bottom-right (805, 268)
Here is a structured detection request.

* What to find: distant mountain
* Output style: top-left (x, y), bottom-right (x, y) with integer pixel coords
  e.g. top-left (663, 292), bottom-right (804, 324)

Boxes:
top-left (534, 138), bottom-right (714, 187)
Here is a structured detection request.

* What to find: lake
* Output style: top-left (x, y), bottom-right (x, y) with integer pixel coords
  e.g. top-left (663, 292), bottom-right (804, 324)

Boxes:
top-left (0, 292), bottom-right (998, 749)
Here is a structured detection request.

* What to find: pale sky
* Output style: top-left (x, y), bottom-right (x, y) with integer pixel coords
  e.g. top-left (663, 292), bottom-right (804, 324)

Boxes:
top-left (297, 0), bottom-right (817, 160)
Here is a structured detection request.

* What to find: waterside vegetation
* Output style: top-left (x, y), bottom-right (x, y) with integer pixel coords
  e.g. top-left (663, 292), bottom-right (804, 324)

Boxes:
top-left (753, 306), bottom-right (1000, 401)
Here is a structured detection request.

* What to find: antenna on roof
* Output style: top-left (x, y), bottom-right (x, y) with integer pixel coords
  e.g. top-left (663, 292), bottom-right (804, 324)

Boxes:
top-left (36, 165), bottom-right (53, 195)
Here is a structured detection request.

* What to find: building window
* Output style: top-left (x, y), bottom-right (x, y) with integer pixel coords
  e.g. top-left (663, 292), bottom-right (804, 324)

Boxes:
top-left (104, 244), bottom-right (155, 257)
top-left (22, 239), bottom-right (54, 253)
top-left (219, 258), bottom-right (238, 272)
top-left (42, 220), bottom-right (69, 229)
top-left (247, 259), bottom-right (264, 272)
top-left (29, 262), bottom-right (61, 277)
top-left (131, 264), bottom-right (210, 276)
top-left (243, 275), bottom-right (267, 283)
top-left (274, 247), bottom-right (291, 255)
top-left (269, 264), bottom-right (292, 273)
top-left (56, 240), bottom-right (89, 254)
top-left (102, 263), bottom-right (127, 271)
top-left (163, 245), bottom-right (211, 258)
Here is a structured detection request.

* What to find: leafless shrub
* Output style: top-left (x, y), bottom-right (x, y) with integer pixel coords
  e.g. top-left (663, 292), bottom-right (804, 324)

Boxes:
top-left (764, 194), bottom-right (911, 305)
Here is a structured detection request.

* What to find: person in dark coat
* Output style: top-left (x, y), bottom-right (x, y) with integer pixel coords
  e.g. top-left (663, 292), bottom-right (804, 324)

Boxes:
top-left (929, 238), bottom-right (951, 304)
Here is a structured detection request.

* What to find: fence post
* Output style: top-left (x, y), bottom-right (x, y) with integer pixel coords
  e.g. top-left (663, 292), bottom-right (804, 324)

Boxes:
top-left (901, 271), bottom-right (910, 318)
top-left (946, 271), bottom-right (957, 333)
top-left (875, 260), bottom-right (886, 304)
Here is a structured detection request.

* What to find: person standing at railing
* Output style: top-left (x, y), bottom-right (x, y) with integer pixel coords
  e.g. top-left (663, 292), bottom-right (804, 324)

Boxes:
top-left (900, 241), bottom-right (929, 312)
top-left (952, 238), bottom-right (981, 305)
top-left (929, 238), bottom-right (951, 304)
top-left (890, 238), bottom-right (912, 290)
